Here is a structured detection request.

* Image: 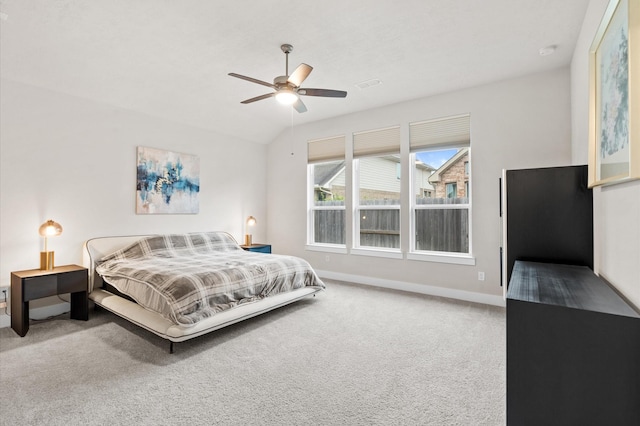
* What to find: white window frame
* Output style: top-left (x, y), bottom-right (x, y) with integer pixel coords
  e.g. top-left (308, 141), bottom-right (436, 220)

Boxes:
top-left (305, 115), bottom-right (476, 265)
top-left (351, 157), bottom-right (402, 258)
top-left (351, 126), bottom-right (402, 258)
top-left (306, 135), bottom-right (348, 253)
top-left (408, 147), bottom-right (474, 266)
top-left (306, 163), bottom-right (347, 252)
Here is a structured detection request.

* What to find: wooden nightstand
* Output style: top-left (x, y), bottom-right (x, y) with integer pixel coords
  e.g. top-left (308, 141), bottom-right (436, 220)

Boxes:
top-left (240, 243), bottom-right (272, 253)
top-left (11, 264), bottom-right (89, 337)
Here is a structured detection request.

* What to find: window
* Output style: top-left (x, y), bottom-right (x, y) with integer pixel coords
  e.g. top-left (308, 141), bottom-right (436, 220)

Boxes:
top-left (410, 115), bottom-right (471, 256)
top-left (446, 182), bottom-right (457, 198)
top-left (307, 136), bottom-right (346, 246)
top-left (306, 113), bottom-right (473, 264)
top-left (353, 126), bottom-right (401, 251)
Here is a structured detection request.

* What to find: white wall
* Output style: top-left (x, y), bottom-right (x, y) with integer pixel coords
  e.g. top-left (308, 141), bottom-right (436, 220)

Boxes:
top-left (267, 68), bottom-right (572, 303)
top-left (0, 79), bottom-right (268, 318)
top-left (571, 0), bottom-right (640, 308)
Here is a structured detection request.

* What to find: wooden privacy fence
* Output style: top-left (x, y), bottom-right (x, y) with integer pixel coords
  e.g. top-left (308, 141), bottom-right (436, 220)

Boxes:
top-left (314, 198), bottom-right (469, 252)
top-left (415, 198), bottom-right (469, 253)
top-left (313, 200), bottom-right (346, 244)
top-left (359, 201), bottom-right (400, 248)
top-left (314, 208), bottom-right (345, 244)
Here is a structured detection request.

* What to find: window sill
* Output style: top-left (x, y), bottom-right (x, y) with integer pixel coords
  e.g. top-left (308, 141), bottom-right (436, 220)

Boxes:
top-left (351, 247), bottom-right (403, 259)
top-left (305, 245), bottom-right (475, 264)
top-left (305, 244), bottom-right (348, 254)
top-left (407, 251), bottom-right (476, 265)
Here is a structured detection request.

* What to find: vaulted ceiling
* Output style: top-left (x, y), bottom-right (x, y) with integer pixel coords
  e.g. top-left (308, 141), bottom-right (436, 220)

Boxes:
top-left (0, 0), bottom-right (591, 144)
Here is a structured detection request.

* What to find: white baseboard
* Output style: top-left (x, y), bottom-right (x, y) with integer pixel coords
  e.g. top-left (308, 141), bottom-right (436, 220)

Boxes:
top-left (315, 269), bottom-right (506, 307)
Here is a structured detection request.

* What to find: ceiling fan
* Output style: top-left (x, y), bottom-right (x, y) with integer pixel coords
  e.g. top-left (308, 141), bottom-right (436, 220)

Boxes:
top-left (228, 44), bottom-right (347, 113)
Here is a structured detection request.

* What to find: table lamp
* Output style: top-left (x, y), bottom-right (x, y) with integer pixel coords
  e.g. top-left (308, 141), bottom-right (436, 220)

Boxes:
top-left (39, 219), bottom-right (63, 270)
top-left (245, 216), bottom-right (256, 245)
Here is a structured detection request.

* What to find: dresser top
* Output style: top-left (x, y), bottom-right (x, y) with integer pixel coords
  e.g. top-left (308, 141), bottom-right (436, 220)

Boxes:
top-left (507, 261), bottom-right (639, 318)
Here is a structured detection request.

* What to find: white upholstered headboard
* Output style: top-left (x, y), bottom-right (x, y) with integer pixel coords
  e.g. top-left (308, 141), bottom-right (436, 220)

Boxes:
top-left (83, 235), bottom-right (155, 292)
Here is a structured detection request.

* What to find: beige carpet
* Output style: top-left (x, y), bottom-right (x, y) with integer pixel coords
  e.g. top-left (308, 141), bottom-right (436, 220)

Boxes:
top-left (0, 280), bottom-right (505, 425)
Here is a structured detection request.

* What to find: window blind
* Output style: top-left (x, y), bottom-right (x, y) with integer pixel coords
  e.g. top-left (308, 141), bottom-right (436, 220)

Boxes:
top-left (307, 135), bottom-right (345, 163)
top-left (410, 114), bottom-right (470, 151)
top-left (353, 126), bottom-right (400, 157)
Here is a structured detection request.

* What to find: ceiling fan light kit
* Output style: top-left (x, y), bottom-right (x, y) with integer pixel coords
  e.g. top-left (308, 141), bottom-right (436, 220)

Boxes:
top-left (275, 90), bottom-right (298, 105)
top-left (229, 44), bottom-right (347, 113)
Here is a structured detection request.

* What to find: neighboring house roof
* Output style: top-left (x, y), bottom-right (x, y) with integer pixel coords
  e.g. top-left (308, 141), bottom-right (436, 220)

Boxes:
top-left (416, 161), bottom-right (437, 173)
top-left (314, 161), bottom-right (345, 187)
top-left (428, 148), bottom-right (469, 183)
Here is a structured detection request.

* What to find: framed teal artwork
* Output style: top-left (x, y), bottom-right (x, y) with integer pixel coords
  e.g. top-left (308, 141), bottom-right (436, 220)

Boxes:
top-left (589, 0), bottom-right (639, 187)
top-left (136, 146), bottom-right (200, 214)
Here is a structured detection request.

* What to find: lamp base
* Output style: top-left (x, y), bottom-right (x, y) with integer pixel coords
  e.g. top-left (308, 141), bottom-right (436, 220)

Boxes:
top-left (244, 234), bottom-right (252, 246)
top-left (40, 251), bottom-right (55, 270)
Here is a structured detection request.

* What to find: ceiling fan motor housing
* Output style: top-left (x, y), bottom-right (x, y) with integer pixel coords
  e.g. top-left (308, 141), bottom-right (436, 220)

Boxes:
top-left (274, 75), bottom-right (295, 90)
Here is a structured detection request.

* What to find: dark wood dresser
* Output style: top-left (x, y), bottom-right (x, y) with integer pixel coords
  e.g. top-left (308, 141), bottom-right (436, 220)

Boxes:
top-left (506, 261), bottom-right (640, 425)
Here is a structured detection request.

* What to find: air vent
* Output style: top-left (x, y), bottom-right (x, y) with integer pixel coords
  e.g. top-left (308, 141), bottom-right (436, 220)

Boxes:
top-left (539, 45), bottom-right (557, 56)
top-left (355, 79), bottom-right (382, 89)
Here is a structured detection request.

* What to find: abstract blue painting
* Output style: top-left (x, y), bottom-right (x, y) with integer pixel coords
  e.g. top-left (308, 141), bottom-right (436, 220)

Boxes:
top-left (136, 146), bottom-right (200, 214)
top-left (589, 0), bottom-right (639, 187)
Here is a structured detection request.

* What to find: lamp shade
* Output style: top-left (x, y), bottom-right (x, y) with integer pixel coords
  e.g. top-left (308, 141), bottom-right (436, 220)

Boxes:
top-left (39, 220), bottom-right (62, 270)
top-left (246, 216), bottom-right (257, 227)
top-left (39, 220), bottom-right (63, 237)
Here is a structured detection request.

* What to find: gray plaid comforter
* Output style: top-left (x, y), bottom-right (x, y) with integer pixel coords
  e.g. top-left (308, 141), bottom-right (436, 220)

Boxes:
top-left (96, 232), bottom-right (325, 326)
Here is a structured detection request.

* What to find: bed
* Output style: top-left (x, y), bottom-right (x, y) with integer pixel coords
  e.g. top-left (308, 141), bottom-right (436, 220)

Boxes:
top-left (83, 232), bottom-right (325, 353)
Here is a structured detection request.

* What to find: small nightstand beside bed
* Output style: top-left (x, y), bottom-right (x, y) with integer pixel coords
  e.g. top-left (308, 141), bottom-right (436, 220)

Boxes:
top-left (83, 232), bottom-right (324, 353)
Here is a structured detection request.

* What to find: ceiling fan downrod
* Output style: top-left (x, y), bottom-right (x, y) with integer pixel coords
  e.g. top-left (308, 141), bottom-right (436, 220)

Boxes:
top-left (281, 44), bottom-right (293, 77)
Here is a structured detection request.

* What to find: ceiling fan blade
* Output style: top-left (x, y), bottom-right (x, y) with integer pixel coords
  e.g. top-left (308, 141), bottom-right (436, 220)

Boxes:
top-left (293, 98), bottom-right (307, 113)
top-left (241, 93), bottom-right (275, 104)
top-left (228, 73), bottom-right (275, 89)
top-left (287, 63), bottom-right (313, 87)
top-left (298, 88), bottom-right (347, 98)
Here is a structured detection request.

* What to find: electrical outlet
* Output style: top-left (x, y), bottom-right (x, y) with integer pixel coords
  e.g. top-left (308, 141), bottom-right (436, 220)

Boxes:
top-left (478, 272), bottom-right (485, 281)
top-left (325, 255), bottom-right (330, 262)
